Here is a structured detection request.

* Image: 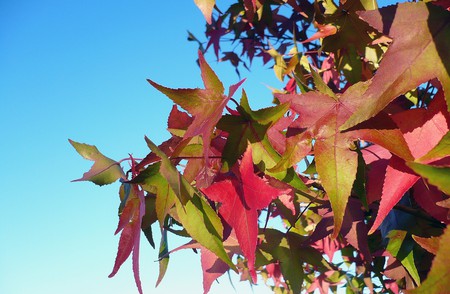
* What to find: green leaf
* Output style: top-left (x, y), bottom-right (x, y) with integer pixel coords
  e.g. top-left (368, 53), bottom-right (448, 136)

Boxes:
top-left (69, 139), bottom-right (124, 186)
top-left (309, 64), bottom-right (337, 99)
top-left (406, 162), bottom-right (450, 195)
top-left (130, 163), bottom-right (176, 227)
top-left (258, 229), bottom-right (305, 293)
top-left (418, 131), bottom-right (450, 163)
top-left (407, 228), bottom-right (450, 294)
top-left (144, 137), bottom-right (235, 271)
top-left (155, 228), bottom-right (169, 287)
top-left (386, 230), bottom-right (421, 286)
top-left (217, 90), bottom-right (289, 170)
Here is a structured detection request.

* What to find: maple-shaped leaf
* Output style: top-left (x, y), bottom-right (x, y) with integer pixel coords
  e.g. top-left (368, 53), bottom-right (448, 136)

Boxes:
top-left (147, 51), bottom-right (244, 185)
top-left (341, 2), bottom-right (450, 130)
top-left (217, 90), bottom-right (309, 197)
top-left (201, 145), bottom-right (290, 282)
top-left (368, 89), bottom-right (450, 233)
top-left (257, 228), bottom-right (337, 293)
top-left (144, 137), bottom-right (235, 270)
top-left (109, 183), bottom-right (146, 294)
top-left (218, 89), bottom-right (289, 169)
top-left (130, 162), bottom-right (176, 228)
top-left (274, 82), bottom-right (412, 238)
top-left (406, 228), bottom-right (450, 293)
top-left (194, 0), bottom-right (215, 24)
top-left (69, 139), bottom-right (125, 185)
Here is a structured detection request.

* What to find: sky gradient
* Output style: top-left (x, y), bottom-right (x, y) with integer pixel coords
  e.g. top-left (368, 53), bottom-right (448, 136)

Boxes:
top-left (1, 0), bottom-right (397, 293)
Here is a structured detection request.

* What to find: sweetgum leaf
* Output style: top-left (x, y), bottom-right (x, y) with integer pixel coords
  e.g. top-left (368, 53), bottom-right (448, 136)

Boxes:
top-left (407, 162), bottom-right (450, 195)
top-left (109, 184), bottom-right (146, 294)
top-left (275, 82), bottom-right (411, 237)
top-left (69, 139), bottom-right (124, 185)
top-left (407, 228), bottom-right (450, 294)
top-left (341, 2), bottom-right (450, 130)
top-left (148, 51), bottom-right (244, 185)
top-left (201, 145), bottom-right (289, 282)
top-left (130, 162), bottom-right (176, 227)
top-left (144, 137), bottom-right (235, 270)
top-left (155, 228), bottom-right (169, 287)
top-left (367, 89), bottom-right (449, 233)
top-left (218, 90), bottom-right (289, 169)
top-left (194, 0), bottom-right (215, 24)
top-left (412, 235), bottom-right (440, 255)
top-left (258, 229), bottom-right (305, 293)
top-left (418, 131), bottom-right (450, 163)
top-left (218, 90), bottom-right (310, 197)
top-left (386, 230), bottom-right (421, 286)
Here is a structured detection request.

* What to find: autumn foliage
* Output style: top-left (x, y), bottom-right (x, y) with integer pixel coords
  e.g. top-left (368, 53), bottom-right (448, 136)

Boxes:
top-left (71, 0), bottom-right (450, 293)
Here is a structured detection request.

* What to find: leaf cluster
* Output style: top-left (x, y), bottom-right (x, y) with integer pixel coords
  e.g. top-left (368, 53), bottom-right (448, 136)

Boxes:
top-left (71, 0), bottom-right (450, 293)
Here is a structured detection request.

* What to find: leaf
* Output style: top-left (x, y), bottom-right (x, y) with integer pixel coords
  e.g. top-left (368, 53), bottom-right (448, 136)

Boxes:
top-left (155, 228), bottom-right (169, 287)
top-left (301, 22), bottom-right (337, 44)
top-left (367, 90), bottom-right (450, 233)
top-left (217, 89), bottom-right (289, 169)
top-left (258, 229), bottom-right (306, 293)
top-left (147, 51), bottom-right (244, 185)
top-left (418, 131), bottom-right (450, 163)
top-left (201, 247), bottom-right (231, 294)
top-left (69, 139), bottom-right (124, 185)
top-left (144, 137), bottom-right (235, 270)
top-left (274, 82), bottom-right (411, 237)
top-left (194, 0), bottom-right (215, 24)
top-left (109, 184), bottom-right (146, 294)
top-left (386, 230), bottom-right (421, 286)
top-left (407, 228), bottom-right (450, 293)
top-left (412, 235), bottom-right (440, 255)
top-left (407, 162), bottom-right (450, 195)
top-left (341, 2), bottom-right (450, 130)
top-left (369, 156), bottom-right (419, 235)
top-left (201, 145), bottom-right (290, 282)
top-left (130, 162), bottom-right (176, 228)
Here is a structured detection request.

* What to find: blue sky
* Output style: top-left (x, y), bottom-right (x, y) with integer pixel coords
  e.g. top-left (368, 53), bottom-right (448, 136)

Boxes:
top-left (0, 1), bottom-right (279, 293)
top-left (0, 0), bottom-right (397, 293)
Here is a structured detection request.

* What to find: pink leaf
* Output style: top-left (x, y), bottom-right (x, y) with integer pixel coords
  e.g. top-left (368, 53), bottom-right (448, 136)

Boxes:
top-left (202, 145), bottom-right (290, 282)
top-left (369, 156), bottom-right (419, 234)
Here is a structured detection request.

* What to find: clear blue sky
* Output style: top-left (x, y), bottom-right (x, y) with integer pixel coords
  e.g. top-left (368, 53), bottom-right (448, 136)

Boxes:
top-left (0, 0), bottom-right (396, 293)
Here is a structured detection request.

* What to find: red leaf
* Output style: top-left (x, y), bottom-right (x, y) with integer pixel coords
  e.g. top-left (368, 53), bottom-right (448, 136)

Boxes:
top-left (341, 2), bottom-right (450, 130)
top-left (368, 89), bottom-right (450, 233)
top-left (201, 145), bottom-right (289, 282)
top-left (148, 51), bottom-right (245, 185)
top-left (108, 185), bottom-right (146, 294)
top-left (369, 156), bottom-right (419, 234)
top-left (201, 247), bottom-right (231, 294)
top-left (275, 82), bottom-right (410, 238)
top-left (301, 23), bottom-right (337, 44)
